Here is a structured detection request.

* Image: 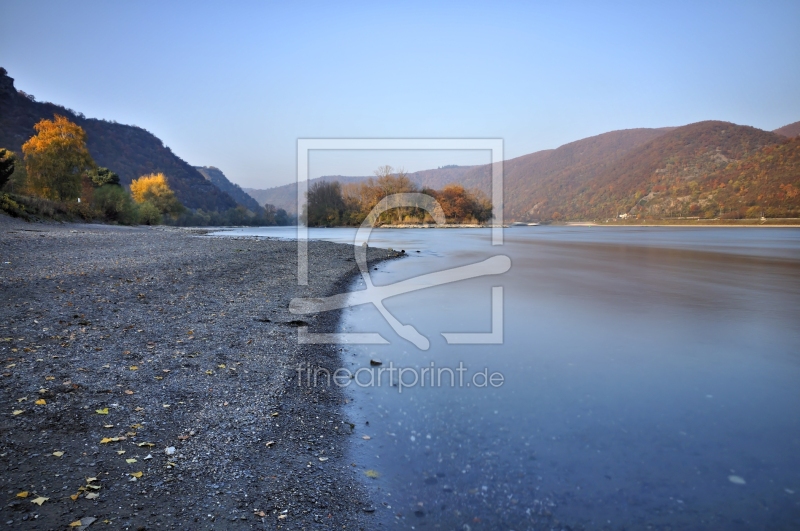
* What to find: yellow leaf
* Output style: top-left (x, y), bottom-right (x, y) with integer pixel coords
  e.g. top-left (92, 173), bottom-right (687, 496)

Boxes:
top-left (95, 408), bottom-right (109, 415)
top-left (45, 376), bottom-right (55, 380)
top-left (86, 477), bottom-right (97, 483)
top-left (218, 364), bottom-right (226, 369)
top-left (126, 458), bottom-right (137, 464)
top-left (35, 399), bottom-right (46, 405)
top-left (85, 484), bottom-right (101, 490)
top-left (205, 370), bottom-right (213, 375)
top-left (69, 521), bottom-right (82, 527)
top-left (130, 471), bottom-right (143, 478)
top-left (69, 493), bottom-right (79, 501)
top-left (30, 496), bottom-right (49, 505)
top-left (116, 450), bottom-right (126, 455)
top-left (154, 376), bottom-right (163, 380)
top-left (129, 366), bottom-right (138, 371)
top-left (364, 469), bottom-right (380, 478)
top-left (52, 451), bottom-right (64, 457)
top-left (131, 423), bottom-right (143, 429)
top-left (16, 491), bottom-right (28, 498)
top-left (12, 410), bottom-right (23, 415)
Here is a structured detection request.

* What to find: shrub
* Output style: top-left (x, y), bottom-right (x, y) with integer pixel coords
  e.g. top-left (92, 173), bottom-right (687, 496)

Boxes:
top-left (93, 185), bottom-right (139, 224)
top-left (137, 201), bottom-right (162, 225)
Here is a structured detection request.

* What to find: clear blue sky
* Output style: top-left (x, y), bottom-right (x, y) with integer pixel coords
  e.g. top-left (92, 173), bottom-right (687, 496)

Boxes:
top-left (2, 1), bottom-right (798, 189)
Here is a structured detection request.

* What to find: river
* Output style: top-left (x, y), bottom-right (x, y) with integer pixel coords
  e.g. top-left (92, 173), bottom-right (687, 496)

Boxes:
top-left (214, 226), bottom-right (800, 530)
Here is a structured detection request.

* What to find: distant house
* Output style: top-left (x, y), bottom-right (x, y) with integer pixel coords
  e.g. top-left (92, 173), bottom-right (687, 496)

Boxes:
top-left (618, 213), bottom-right (630, 219)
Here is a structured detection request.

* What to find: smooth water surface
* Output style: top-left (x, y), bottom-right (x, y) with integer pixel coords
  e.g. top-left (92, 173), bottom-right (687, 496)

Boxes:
top-left (214, 226), bottom-right (800, 529)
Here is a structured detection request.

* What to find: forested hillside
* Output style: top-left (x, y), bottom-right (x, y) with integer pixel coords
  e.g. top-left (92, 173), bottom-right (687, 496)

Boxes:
top-left (0, 68), bottom-right (237, 211)
top-left (195, 166), bottom-right (263, 213)
top-left (774, 121), bottom-right (800, 138)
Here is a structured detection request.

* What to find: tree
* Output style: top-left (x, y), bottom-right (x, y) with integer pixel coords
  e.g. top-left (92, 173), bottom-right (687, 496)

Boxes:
top-left (0, 148), bottom-right (15, 190)
top-left (22, 115), bottom-right (95, 201)
top-left (130, 173), bottom-right (184, 216)
top-left (306, 180), bottom-right (346, 226)
top-left (88, 167), bottom-right (120, 187)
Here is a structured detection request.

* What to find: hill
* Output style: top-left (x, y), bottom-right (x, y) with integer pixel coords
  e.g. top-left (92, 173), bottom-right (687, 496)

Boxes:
top-left (245, 176), bottom-right (369, 214)
top-left (774, 121), bottom-right (800, 138)
top-left (247, 128), bottom-right (674, 218)
top-left (0, 67), bottom-right (237, 211)
top-left (194, 166), bottom-right (263, 213)
top-left (244, 122), bottom-right (795, 222)
top-left (535, 120), bottom-right (785, 220)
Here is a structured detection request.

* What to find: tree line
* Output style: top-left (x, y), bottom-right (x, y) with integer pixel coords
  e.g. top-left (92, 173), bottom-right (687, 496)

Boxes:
top-left (0, 114), bottom-right (289, 226)
top-left (305, 165), bottom-right (492, 227)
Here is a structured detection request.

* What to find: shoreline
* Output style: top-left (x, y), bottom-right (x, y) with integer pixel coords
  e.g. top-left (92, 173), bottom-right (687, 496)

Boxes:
top-left (0, 215), bottom-right (400, 529)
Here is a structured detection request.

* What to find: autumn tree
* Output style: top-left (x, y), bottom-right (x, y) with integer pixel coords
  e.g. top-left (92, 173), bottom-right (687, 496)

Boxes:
top-left (22, 115), bottom-right (95, 201)
top-left (130, 173), bottom-right (184, 216)
top-left (0, 148), bottom-right (15, 190)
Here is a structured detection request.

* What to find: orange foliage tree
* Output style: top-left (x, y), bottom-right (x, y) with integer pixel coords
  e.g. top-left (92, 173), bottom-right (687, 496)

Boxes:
top-left (22, 115), bottom-right (95, 201)
top-left (130, 173), bottom-right (184, 216)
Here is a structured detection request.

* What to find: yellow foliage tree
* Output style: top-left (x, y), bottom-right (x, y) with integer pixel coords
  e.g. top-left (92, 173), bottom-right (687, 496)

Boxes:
top-left (22, 115), bottom-right (95, 201)
top-left (130, 173), bottom-right (184, 215)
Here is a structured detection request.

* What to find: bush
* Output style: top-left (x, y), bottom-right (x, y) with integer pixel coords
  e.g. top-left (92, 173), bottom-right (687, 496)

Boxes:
top-left (0, 149), bottom-right (15, 189)
top-left (137, 201), bottom-right (162, 225)
top-left (89, 167), bottom-right (120, 187)
top-left (93, 185), bottom-right (138, 224)
top-left (0, 193), bottom-right (27, 219)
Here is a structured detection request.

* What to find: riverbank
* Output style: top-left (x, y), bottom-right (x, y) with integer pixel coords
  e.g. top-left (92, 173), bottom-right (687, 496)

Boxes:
top-left (562, 218), bottom-right (800, 227)
top-left (0, 215), bottom-right (399, 529)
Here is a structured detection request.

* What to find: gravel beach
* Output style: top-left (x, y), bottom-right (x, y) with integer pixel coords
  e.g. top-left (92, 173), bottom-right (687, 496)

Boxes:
top-left (0, 216), bottom-right (399, 530)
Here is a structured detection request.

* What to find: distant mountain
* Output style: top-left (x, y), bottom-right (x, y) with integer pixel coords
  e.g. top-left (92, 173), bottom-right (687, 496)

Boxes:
top-left (462, 127), bottom-right (676, 219)
top-left (245, 176), bottom-right (368, 214)
top-left (250, 122), bottom-right (796, 221)
top-left (524, 121), bottom-right (784, 220)
top-left (774, 121), bottom-right (800, 138)
top-left (248, 128), bottom-right (674, 217)
top-left (194, 166), bottom-right (263, 213)
top-left (0, 67), bottom-right (237, 211)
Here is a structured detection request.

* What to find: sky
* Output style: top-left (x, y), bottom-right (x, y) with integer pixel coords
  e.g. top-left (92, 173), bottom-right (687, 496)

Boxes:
top-left (2, 1), bottom-right (799, 189)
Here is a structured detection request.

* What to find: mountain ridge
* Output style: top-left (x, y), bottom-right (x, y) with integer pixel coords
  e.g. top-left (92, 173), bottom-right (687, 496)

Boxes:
top-left (0, 67), bottom-right (237, 211)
